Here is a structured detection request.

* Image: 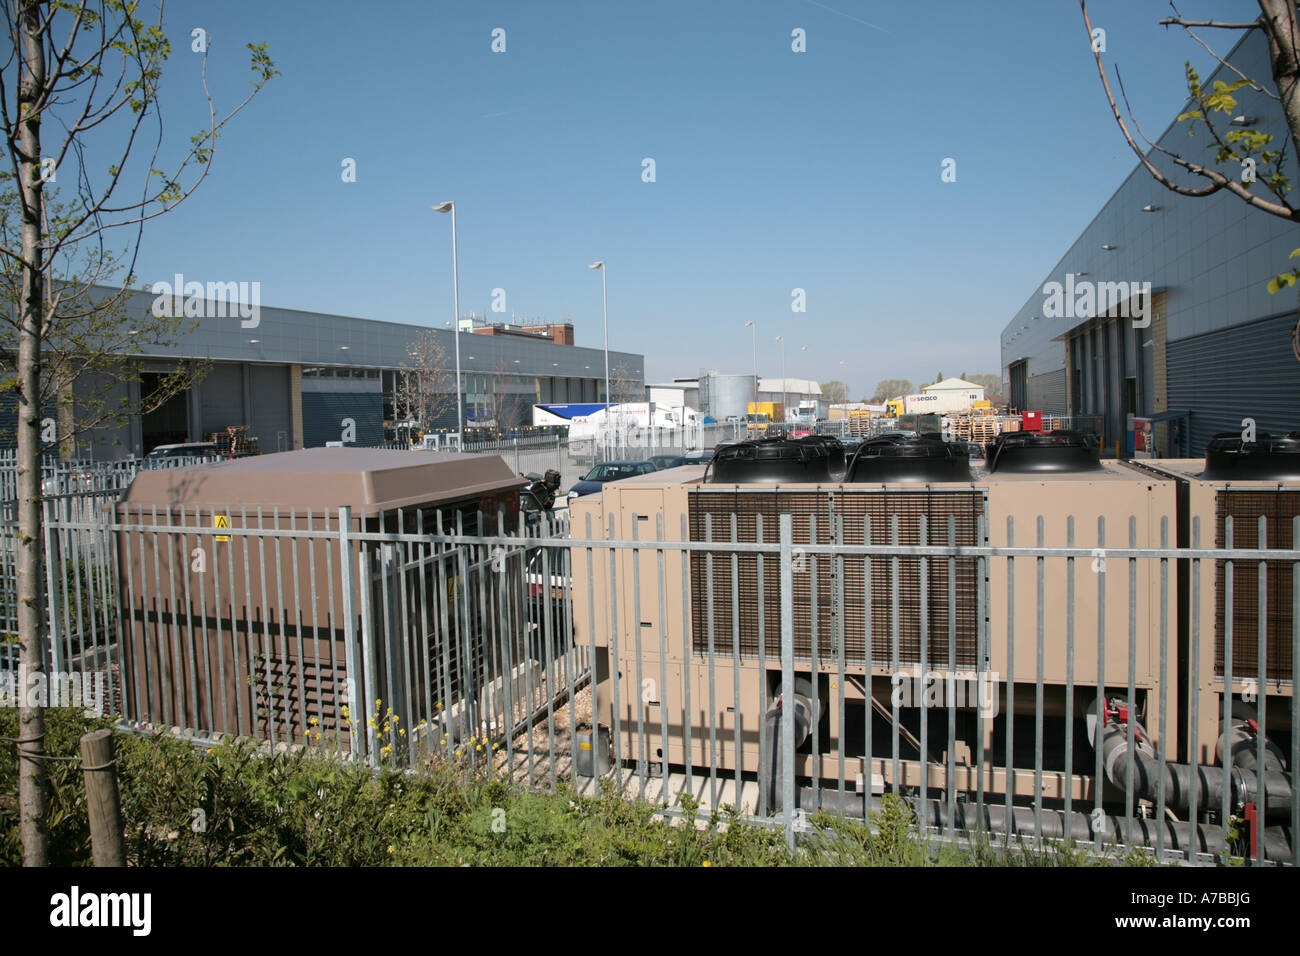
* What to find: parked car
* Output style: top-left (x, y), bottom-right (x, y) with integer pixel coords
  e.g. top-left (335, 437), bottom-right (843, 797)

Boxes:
top-left (40, 471), bottom-right (95, 496)
top-left (649, 454), bottom-right (686, 470)
top-left (145, 441), bottom-right (220, 461)
top-left (680, 451), bottom-right (713, 465)
top-left (566, 461), bottom-right (657, 501)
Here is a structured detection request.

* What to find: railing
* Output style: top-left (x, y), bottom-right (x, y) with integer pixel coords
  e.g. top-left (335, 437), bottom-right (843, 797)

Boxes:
top-left (39, 501), bottom-right (586, 777)
top-left (6, 486), bottom-right (1299, 863)
top-left (560, 508), bottom-right (1298, 862)
top-left (0, 453), bottom-right (219, 638)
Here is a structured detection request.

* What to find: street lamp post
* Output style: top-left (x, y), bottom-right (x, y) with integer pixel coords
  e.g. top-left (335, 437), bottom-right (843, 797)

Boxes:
top-left (588, 260), bottom-right (610, 417)
top-left (775, 335), bottom-right (786, 423)
top-left (800, 345), bottom-right (809, 422)
top-left (432, 202), bottom-right (463, 437)
top-left (744, 320), bottom-right (757, 414)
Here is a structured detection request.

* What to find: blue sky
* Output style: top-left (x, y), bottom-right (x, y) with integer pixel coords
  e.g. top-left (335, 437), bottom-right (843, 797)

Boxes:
top-left (90, 0), bottom-right (1262, 396)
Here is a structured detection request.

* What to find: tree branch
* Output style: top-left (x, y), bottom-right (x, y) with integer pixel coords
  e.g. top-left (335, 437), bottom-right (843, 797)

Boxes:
top-left (1080, 0), bottom-right (1298, 220)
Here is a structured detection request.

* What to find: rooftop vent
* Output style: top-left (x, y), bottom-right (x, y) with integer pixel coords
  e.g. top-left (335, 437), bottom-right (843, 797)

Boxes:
top-left (1202, 432), bottom-right (1300, 481)
top-left (985, 429), bottom-right (1101, 474)
top-left (846, 434), bottom-right (972, 483)
top-left (708, 437), bottom-right (833, 484)
top-left (794, 434), bottom-right (845, 474)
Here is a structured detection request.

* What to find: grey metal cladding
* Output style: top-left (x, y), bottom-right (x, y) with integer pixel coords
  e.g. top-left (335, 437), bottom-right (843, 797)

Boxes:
top-left (249, 364), bottom-right (293, 452)
top-left (302, 390), bottom-right (384, 447)
top-left (95, 285), bottom-right (642, 381)
top-left (999, 28), bottom-right (1300, 433)
top-left (1167, 311), bottom-right (1300, 455)
top-left (1027, 369), bottom-right (1066, 416)
top-left (200, 363), bottom-right (244, 436)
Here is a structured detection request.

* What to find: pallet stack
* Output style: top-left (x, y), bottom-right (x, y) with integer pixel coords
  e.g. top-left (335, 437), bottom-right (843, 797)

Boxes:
top-left (950, 406), bottom-right (999, 443)
top-left (208, 425), bottom-right (260, 457)
top-left (969, 415), bottom-right (1002, 445)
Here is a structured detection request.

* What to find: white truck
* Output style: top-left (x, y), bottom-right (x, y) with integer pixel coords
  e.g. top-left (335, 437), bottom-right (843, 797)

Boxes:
top-left (898, 390), bottom-right (982, 415)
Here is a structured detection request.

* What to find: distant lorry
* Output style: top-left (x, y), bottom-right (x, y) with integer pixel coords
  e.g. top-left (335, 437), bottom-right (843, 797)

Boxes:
top-left (745, 401), bottom-right (785, 431)
top-left (887, 391), bottom-right (983, 416)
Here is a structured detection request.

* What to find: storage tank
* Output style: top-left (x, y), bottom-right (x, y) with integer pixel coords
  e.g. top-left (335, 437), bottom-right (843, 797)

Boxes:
top-left (699, 371), bottom-right (757, 422)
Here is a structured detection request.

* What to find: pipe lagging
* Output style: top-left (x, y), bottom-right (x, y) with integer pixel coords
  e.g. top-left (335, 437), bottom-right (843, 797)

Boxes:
top-left (795, 789), bottom-right (1294, 862)
top-left (1098, 722), bottom-right (1293, 817)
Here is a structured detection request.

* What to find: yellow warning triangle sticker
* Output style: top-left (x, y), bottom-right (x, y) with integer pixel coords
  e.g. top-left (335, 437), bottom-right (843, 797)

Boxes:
top-left (214, 513), bottom-right (230, 542)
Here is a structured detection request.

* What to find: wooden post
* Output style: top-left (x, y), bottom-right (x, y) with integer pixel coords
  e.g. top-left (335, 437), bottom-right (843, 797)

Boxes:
top-left (79, 729), bottom-right (126, 866)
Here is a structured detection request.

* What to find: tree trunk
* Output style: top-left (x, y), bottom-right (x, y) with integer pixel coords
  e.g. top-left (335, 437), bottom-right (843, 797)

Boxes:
top-left (1258, 1), bottom-right (1300, 165)
top-left (16, 0), bottom-right (49, 867)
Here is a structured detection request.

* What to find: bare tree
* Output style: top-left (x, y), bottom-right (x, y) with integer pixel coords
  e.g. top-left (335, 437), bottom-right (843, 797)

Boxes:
top-left (486, 352), bottom-right (527, 431)
top-left (964, 373), bottom-right (1004, 404)
top-left (871, 379), bottom-right (914, 403)
top-left (1080, 0), bottom-right (1300, 359)
top-left (608, 360), bottom-right (642, 405)
top-left (397, 329), bottom-right (455, 437)
top-left (1, 0), bottom-right (275, 865)
top-left (820, 379), bottom-right (849, 404)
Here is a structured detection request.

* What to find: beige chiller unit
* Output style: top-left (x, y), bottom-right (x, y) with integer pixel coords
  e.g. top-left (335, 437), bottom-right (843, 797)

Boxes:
top-left (1135, 433), bottom-right (1299, 766)
top-left (571, 432), bottom-right (1178, 804)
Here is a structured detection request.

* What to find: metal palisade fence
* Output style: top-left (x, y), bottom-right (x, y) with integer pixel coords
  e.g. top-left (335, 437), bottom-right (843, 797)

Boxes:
top-left (2, 450), bottom-right (1298, 865)
top-left (563, 504), bottom-right (1298, 862)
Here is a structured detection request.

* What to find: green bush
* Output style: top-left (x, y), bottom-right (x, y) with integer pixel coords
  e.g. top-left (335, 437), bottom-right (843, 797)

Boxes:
top-left (0, 710), bottom-right (1174, 867)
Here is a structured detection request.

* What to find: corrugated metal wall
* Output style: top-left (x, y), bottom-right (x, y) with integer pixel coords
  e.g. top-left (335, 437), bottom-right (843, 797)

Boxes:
top-left (248, 365), bottom-right (292, 452)
top-left (200, 364), bottom-right (244, 436)
top-left (1166, 311), bottom-right (1300, 455)
top-left (302, 380), bottom-right (384, 447)
top-left (1027, 368), bottom-right (1066, 415)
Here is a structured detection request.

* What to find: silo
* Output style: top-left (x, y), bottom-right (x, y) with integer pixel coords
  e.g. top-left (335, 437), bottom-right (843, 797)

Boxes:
top-left (699, 371), bottom-right (756, 420)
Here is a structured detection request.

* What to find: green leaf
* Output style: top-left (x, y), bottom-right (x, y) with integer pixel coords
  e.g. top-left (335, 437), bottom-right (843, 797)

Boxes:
top-left (1267, 272), bottom-right (1298, 294)
top-left (1177, 110), bottom-right (1204, 122)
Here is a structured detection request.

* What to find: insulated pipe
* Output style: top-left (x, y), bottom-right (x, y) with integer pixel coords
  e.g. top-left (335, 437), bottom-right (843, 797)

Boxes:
top-left (762, 683), bottom-right (821, 813)
top-left (1095, 710), bottom-right (1294, 817)
top-left (787, 787), bottom-right (1294, 861)
top-left (924, 799), bottom-right (1292, 863)
top-left (1217, 718), bottom-right (1287, 775)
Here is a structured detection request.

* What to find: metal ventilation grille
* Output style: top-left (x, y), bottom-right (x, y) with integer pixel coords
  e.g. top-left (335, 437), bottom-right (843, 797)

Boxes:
top-left (688, 489), bottom-right (984, 667)
top-left (254, 653), bottom-right (343, 736)
top-left (1214, 489), bottom-right (1298, 684)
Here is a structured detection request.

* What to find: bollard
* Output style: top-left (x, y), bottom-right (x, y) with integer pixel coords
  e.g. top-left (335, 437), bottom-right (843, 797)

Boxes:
top-left (79, 729), bottom-right (126, 866)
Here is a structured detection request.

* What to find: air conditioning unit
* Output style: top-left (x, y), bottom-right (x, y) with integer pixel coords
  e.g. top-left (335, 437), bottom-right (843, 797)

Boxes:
top-left (571, 432), bottom-right (1179, 804)
top-left (1135, 433), bottom-right (1300, 765)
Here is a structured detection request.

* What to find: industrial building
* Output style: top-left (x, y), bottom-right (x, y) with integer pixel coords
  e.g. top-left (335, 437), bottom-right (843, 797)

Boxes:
top-left (9, 285), bottom-right (642, 458)
top-left (1000, 28), bottom-right (1300, 456)
top-left (923, 377), bottom-right (985, 402)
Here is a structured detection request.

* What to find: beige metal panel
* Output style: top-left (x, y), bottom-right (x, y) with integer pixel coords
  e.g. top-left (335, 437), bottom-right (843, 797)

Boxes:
top-left (984, 471), bottom-right (1173, 689)
top-left (120, 447), bottom-right (525, 516)
top-left (569, 490), bottom-right (611, 651)
top-left (602, 656), bottom-right (765, 772)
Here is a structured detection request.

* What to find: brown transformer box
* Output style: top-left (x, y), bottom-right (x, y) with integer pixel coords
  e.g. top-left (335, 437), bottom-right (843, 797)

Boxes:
top-left (1133, 439), bottom-right (1299, 766)
top-left (114, 447), bottom-right (525, 746)
top-left (570, 437), bottom-right (1178, 803)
